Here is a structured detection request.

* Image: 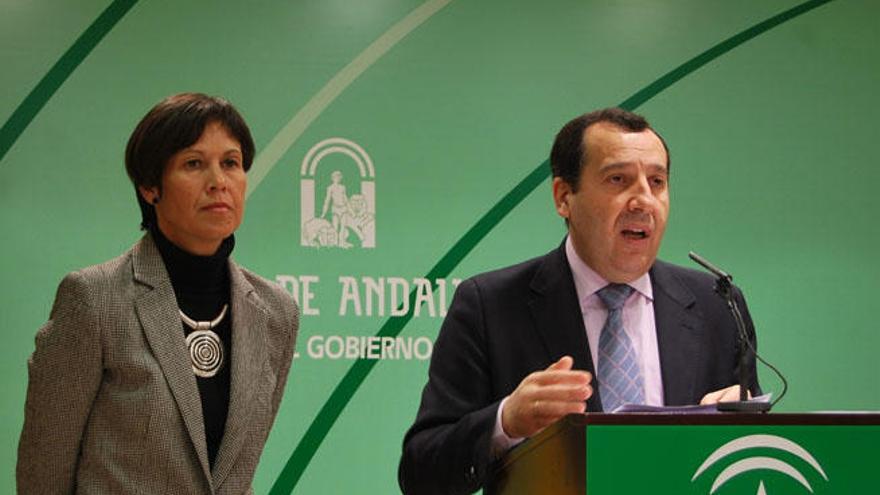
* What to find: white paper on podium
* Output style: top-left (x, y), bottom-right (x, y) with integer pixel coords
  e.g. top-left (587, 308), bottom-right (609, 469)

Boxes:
top-left (612, 394), bottom-right (772, 414)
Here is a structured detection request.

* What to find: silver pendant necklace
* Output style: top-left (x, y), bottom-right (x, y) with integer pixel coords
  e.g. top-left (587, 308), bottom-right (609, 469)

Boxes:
top-left (180, 304), bottom-right (228, 378)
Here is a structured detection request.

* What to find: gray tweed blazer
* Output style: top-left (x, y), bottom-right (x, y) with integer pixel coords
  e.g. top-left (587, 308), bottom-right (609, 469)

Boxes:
top-left (17, 234), bottom-right (299, 494)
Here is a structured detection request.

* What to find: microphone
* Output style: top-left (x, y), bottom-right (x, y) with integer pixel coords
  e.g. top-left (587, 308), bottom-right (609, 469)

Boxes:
top-left (688, 251), bottom-right (773, 413)
top-left (688, 251), bottom-right (731, 282)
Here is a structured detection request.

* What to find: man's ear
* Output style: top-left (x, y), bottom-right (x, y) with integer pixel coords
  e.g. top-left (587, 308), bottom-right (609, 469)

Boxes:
top-left (552, 177), bottom-right (572, 220)
top-left (138, 186), bottom-right (160, 205)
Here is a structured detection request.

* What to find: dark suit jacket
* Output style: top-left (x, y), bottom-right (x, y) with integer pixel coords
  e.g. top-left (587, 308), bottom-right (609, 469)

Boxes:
top-left (399, 244), bottom-right (759, 495)
top-left (17, 234), bottom-right (299, 494)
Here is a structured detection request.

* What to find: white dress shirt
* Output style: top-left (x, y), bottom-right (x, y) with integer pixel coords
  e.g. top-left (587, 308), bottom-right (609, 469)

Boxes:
top-left (564, 236), bottom-right (664, 408)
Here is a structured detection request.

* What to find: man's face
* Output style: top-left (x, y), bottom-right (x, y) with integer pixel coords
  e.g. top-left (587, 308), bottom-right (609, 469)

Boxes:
top-left (553, 122), bottom-right (669, 283)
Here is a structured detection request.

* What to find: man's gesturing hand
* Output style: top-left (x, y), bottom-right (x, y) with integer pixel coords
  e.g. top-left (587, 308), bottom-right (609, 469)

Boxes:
top-left (500, 356), bottom-right (592, 439)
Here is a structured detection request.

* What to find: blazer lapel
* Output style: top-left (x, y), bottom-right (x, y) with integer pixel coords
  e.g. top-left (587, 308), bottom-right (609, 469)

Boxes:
top-left (527, 244), bottom-right (602, 412)
top-left (650, 261), bottom-right (702, 406)
top-left (211, 261), bottom-right (269, 487)
top-left (131, 235), bottom-right (213, 483)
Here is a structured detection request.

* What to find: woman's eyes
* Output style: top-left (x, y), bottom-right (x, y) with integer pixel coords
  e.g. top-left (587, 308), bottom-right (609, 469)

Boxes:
top-left (180, 157), bottom-right (241, 169)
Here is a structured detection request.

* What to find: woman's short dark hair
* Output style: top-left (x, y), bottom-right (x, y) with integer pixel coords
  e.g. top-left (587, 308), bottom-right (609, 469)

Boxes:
top-left (550, 107), bottom-right (670, 191)
top-left (125, 92), bottom-right (256, 230)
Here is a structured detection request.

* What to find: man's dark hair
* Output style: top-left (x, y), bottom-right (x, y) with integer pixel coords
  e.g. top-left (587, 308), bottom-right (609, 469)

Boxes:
top-left (549, 107), bottom-right (670, 190)
top-left (125, 92), bottom-right (255, 230)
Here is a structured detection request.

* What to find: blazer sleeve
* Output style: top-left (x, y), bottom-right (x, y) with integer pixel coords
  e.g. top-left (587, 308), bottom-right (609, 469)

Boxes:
top-left (17, 271), bottom-right (104, 495)
top-left (269, 290), bottom-right (299, 417)
top-left (399, 278), bottom-right (500, 495)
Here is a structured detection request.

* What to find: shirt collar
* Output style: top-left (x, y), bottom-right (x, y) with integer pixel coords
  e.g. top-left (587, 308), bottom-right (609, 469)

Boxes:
top-left (564, 235), bottom-right (653, 304)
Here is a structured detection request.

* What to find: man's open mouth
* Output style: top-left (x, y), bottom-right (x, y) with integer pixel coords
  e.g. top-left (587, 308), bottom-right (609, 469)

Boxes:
top-left (622, 228), bottom-right (648, 239)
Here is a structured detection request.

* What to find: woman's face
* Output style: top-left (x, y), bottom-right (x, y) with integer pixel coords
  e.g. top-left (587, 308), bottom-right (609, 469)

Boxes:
top-left (140, 121), bottom-right (247, 255)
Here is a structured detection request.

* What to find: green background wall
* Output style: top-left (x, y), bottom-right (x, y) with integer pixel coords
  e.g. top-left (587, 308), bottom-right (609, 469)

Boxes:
top-left (2, 0), bottom-right (878, 493)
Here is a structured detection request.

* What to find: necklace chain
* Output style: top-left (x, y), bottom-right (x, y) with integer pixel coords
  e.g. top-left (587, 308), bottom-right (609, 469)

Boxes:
top-left (179, 304), bottom-right (228, 330)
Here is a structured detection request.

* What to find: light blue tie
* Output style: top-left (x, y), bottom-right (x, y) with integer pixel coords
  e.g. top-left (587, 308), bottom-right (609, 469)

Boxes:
top-left (597, 283), bottom-right (644, 412)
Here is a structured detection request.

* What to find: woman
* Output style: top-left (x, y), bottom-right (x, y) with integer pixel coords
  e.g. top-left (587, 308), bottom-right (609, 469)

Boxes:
top-left (17, 93), bottom-right (299, 494)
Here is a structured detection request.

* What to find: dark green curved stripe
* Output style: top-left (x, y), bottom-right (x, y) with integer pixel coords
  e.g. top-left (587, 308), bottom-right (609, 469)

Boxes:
top-left (271, 0), bottom-right (834, 492)
top-left (0, 0), bottom-right (138, 163)
top-left (620, 0), bottom-right (832, 110)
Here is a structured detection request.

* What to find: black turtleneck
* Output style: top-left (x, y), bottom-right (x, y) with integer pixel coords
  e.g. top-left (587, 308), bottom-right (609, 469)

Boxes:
top-left (152, 226), bottom-right (232, 469)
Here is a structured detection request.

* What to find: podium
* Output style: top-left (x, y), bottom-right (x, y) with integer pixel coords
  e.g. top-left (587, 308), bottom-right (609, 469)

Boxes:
top-left (487, 413), bottom-right (880, 494)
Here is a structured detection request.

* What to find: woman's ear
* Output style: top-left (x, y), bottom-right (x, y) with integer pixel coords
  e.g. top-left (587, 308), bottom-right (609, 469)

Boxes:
top-left (138, 186), bottom-right (160, 205)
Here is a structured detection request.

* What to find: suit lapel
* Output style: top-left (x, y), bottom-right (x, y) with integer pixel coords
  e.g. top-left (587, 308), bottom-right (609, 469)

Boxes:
top-left (131, 235), bottom-right (213, 484)
top-left (211, 261), bottom-right (269, 487)
top-left (650, 261), bottom-right (702, 406)
top-left (527, 245), bottom-right (602, 412)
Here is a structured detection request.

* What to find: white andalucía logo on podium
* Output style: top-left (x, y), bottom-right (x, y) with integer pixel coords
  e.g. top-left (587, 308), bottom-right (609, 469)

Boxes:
top-left (300, 138), bottom-right (375, 249)
top-left (692, 434), bottom-right (828, 494)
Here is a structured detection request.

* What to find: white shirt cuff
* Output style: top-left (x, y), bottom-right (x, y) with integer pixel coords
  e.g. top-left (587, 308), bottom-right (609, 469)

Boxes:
top-left (491, 396), bottom-right (525, 459)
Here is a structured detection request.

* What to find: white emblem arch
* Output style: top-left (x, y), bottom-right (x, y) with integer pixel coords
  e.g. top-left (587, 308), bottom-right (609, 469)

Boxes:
top-left (692, 434), bottom-right (828, 494)
top-left (300, 138), bottom-right (376, 249)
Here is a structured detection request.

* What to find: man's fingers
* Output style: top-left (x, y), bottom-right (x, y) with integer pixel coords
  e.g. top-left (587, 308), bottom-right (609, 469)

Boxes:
top-left (699, 389), bottom-right (722, 405)
top-left (531, 397), bottom-right (587, 419)
top-left (530, 370), bottom-right (592, 387)
top-left (546, 355), bottom-right (574, 371)
top-left (700, 385), bottom-right (747, 405)
top-left (529, 358), bottom-right (592, 386)
top-left (528, 382), bottom-right (592, 402)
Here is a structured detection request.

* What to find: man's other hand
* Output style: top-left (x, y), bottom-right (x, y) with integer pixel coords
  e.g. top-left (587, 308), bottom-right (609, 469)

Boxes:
top-left (700, 384), bottom-right (750, 405)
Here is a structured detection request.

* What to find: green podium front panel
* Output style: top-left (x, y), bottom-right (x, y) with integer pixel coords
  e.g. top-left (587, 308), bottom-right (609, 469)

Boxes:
top-left (585, 424), bottom-right (878, 494)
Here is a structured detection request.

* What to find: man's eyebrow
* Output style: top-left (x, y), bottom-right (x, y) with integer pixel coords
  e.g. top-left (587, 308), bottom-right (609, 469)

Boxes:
top-left (596, 162), bottom-right (629, 173)
top-left (596, 161), bottom-right (668, 174)
top-left (647, 163), bottom-right (668, 175)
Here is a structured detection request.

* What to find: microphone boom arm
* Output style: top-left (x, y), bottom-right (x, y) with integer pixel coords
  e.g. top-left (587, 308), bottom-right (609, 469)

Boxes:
top-left (688, 251), bottom-right (771, 413)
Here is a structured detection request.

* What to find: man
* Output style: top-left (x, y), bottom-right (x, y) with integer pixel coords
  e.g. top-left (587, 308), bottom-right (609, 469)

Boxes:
top-left (320, 170), bottom-right (351, 247)
top-left (398, 108), bottom-right (760, 495)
